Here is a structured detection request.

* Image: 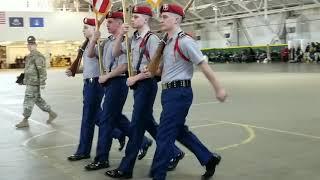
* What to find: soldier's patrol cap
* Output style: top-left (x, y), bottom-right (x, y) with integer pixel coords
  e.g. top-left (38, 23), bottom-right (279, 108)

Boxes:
top-left (27, 36), bottom-right (36, 44)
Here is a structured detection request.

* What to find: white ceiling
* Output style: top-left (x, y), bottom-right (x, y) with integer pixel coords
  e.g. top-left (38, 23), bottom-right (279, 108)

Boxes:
top-left (54, 0), bottom-right (320, 20)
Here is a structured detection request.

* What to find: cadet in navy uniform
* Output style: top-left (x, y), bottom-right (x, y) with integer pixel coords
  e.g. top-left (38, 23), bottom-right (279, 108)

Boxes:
top-left (65, 18), bottom-right (129, 162)
top-left (105, 6), bottom-right (185, 178)
top-left (85, 11), bottom-right (152, 170)
top-left (148, 4), bottom-right (227, 180)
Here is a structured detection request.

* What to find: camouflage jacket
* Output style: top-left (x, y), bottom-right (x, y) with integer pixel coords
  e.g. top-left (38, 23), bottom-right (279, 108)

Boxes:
top-left (23, 50), bottom-right (47, 86)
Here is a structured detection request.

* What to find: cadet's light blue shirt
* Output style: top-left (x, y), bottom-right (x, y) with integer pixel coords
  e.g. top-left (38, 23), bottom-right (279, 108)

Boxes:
top-left (130, 30), bottom-right (159, 72)
top-left (83, 47), bottom-right (100, 79)
top-left (161, 29), bottom-right (204, 83)
top-left (95, 35), bottom-right (127, 72)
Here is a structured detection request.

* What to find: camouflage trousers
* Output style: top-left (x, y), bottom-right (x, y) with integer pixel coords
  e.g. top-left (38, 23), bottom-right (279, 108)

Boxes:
top-left (23, 85), bottom-right (51, 118)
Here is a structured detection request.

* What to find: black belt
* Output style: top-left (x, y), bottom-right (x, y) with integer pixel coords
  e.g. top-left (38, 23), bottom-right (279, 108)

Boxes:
top-left (162, 80), bottom-right (191, 90)
top-left (101, 75), bottom-right (126, 87)
top-left (109, 75), bottom-right (126, 80)
top-left (84, 77), bottom-right (99, 83)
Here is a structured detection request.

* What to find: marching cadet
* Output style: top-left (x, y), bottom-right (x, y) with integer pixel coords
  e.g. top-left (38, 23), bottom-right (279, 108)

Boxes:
top-left (65, 18), bottom-right (129, 161)
top-left (147, 4), bottom-right (227, 180)
top-left (106, 5), bottom-right (184, 179)
top-left (15, 36), bottom-right (57, 128)
top-left (85, 11), bottom-right (152, 171)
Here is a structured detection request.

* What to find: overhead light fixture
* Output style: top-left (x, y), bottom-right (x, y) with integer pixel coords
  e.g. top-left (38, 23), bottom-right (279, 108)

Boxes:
top-left (212, 5), bottom-right (218, 11)
top-left (62, 3), bottom-right (67, 12)
top-left (0, 0), bottom-right (54, 12)
top-left (48, 40), bottom-right (66, 44)
top-left (0, 41), bottom-right (13, 45)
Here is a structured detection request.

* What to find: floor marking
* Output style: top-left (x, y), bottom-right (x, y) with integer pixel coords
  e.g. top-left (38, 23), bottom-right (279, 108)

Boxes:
top-left (0, 107), bottom-right (51, 128)
top-left (0, 107), bottom-right (79, 149)
top-left (22, 130), bottom-right (78, 149)
top-left (217, 125), bottom-right (255, 151)
top-left (32, 144), bottom-right (77, 151)
top-left (21, 146), bottom-right (79, 180)
top-left (220, 121), bottom-right (320, 140)
top-left (109, 122), bottom-right (255, 161)
top-left (189, 122), bottom-right (225, 129)
top-left (58, 131), bottom-right (78, 139)
top-left (21, 122), bottom-right (254, 160)
top-left (22, 130), bottom-right (57, 146)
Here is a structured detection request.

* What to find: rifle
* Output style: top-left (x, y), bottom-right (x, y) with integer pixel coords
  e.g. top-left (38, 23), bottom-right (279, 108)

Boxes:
top-left (69, 38), bottom-right (89, 77)
top-left (147, 0), bottom-right (195, 75)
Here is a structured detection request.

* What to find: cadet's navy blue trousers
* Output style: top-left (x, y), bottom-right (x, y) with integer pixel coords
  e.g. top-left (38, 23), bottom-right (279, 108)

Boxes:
top-left (94, 77), bottom-right (150, 162)
top-left (118, 78), bottom-right (183, 173)
top-left (76, 78), bottom-right (126, 156)
top-left (75, 78), bottom-right (103, 156)
top-left (151, 87), bottom-right (214, 180)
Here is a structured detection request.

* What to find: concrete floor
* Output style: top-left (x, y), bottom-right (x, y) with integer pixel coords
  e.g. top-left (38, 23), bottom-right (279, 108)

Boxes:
top-left (0, 63), bottom-right (320, 180)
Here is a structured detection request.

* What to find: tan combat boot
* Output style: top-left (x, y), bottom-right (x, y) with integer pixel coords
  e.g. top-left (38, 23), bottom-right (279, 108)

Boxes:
top-left (47, 111), bottom-right (57, 124)
top-left (15, 118), bottom-right (29, 128)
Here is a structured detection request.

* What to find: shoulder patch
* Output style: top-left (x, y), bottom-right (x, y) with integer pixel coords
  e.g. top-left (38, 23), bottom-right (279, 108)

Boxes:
top-left (178, 31), bottom-right (187, 38)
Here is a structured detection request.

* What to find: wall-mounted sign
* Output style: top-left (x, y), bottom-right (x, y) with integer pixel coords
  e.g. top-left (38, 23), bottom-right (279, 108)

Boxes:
top-left (30, 17), bottom-right (44, 27)
top-left (9, 17), bottom-right (24, 27)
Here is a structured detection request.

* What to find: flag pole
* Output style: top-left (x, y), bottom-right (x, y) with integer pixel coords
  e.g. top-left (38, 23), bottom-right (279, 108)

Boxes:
top-left (92, 0), bottom-right (112, 75)
top-left (121, 0), bottom-right (133, 77)
top-left (95, 12), bottom-right (104, 75)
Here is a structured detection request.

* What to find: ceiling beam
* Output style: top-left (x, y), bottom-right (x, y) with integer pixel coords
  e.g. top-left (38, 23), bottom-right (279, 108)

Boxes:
top-left (233, 0), bottom-right (254, 14)
top-left (189, 3), bottom-right (212, 11)
top-left (182, 3), bottom-right (320, 26)
top-left (264, 0), bottom-right (268, 19)
top-left (279, 0), bottom-right (287, 8)
top-left (171, 0), bottom-right (206, 21)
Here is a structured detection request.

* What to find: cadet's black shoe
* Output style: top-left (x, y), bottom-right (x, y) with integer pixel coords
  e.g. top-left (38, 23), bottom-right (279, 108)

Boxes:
top-left (202, 154), bottom-right (221, 179)
top-left (67, 154), bottom-right (90, 161)
top-left (118, 136), bottom-right (126, 151)
top-left (137, 139), bottom-right (153, 160)
top-left (168, 151), bottom-right (185, 171)
top-left (105, 169), bottom-right (132, 179)
top-left (85, 161), bottom-right (109, 171)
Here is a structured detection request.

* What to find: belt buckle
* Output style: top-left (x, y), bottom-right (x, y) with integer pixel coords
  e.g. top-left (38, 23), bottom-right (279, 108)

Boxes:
top-left (162, 83), bottom-right (167, 90)
top-left (89, 78), bottom-right (93, 83)
top-left (181, 80), bottom-right (184, 87)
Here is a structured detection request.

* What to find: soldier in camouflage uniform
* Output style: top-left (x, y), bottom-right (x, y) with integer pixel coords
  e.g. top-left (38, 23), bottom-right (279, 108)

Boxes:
top-left (15, 36), bottom-right (57, 128)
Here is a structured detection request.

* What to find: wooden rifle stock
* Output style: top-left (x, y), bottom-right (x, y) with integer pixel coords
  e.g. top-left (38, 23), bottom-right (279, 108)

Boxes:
top-left (147, 34), bottom-right (168, 75)
top-left (69, 38), bottom-right (89, 77)
top-left (147, 0), bottom-right (195, 75)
